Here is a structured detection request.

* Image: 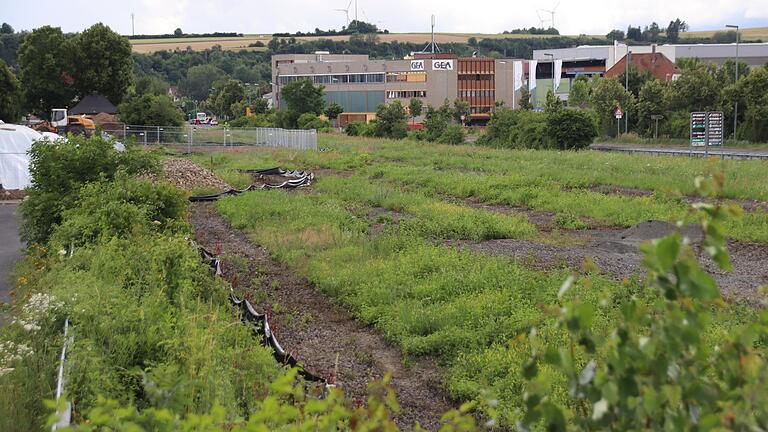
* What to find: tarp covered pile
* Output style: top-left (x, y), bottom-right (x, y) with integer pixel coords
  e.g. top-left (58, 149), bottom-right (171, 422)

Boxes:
top-left (0, 124), bottom-right (60, 190)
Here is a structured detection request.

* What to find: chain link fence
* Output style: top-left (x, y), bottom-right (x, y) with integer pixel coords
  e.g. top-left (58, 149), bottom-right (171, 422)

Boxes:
top-left (102, 125), bottom-right (318, 151)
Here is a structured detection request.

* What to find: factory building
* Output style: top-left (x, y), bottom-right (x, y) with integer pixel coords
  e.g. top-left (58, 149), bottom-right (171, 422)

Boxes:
top-left (271, 53), bottom-right (530, 125)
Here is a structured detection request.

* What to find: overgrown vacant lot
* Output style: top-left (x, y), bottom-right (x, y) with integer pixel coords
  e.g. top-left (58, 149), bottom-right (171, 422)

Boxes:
top-left (191, 135), bottom-right (767, 425)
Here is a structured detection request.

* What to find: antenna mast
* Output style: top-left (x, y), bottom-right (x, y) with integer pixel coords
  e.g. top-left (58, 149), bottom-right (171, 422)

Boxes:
top-left (431, 14), bottom-right (435, 53)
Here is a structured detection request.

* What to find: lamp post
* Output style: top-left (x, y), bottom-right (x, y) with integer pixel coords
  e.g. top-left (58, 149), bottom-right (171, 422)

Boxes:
top-left (625, 48), bottom-right (632, 135)
top-left (726, 24), bottom-right (740, 143)
top-left (544, 53), bottom-right (555, 97)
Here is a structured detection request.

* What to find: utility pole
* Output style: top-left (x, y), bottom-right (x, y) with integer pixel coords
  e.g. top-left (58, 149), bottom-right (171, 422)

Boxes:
top-left (726, 24), bottom-right (740, 143)
top-left (624, 49), bottom-right (631, 135)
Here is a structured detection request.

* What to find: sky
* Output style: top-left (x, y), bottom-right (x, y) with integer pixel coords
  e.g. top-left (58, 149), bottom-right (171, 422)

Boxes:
top-left (1, 0), bottom-right (767, 36)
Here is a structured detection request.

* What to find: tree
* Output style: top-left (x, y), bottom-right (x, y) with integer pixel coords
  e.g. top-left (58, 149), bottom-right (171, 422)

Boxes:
top-left (134, 75), bottom-right (170, 97)
top-left (174, 28), bottom-right (183, 36)
top-left (569, 77), bottom-right (590, 108)
top-left (118, 94), bottom-right (183, 126)
top-left (0, 59), bottom-right (21, 122)
top-left (423, 105), bottom-right (450, 141)
top-left (626, 25), bottom-right (642, 41)
top-left (605, 30), bottom-right (625, 41)
top-left (544, 89), bottom-right (563, 112)
top-left (589, 77), bottom-right (635, 136)
top-left (208, 77), bottom-right (245, 118)
top-left (324, 101), bottom-right (344, 125)
top-left (0, 23), bottom-right (13, 34)
top-left (519, 87), bottom-right (533, 110)
top-left (70, 23), bottom-right (133, 104)
top-left (545, 108), bottom-right (598, 150)
top-left (642, 22), bottom-right (662, 43)
top-left (735, 67), bottom-right (768, 142)
top-left (636, 79), bottom-right (671, 137)
top-left (182, 64), bottom-right (225, 101)
top-left (665, 19), bottom-right (684, 43)
top-left (453, 99), bottom-right (471, 125)
top-left (670, 64), bottom-right (720, 112)
top-left (615, 65), bottom-right (654, 97)
top-left (18, 26), bottom-right (76, 117)
top-left (281, 79), bottom-right (324, 116)
top-left (408, 98), bottom-right (423, 123)
top-left (374, 101), bottom-right (408, 139)
top-left (468, 37), bottom-right (478, 47)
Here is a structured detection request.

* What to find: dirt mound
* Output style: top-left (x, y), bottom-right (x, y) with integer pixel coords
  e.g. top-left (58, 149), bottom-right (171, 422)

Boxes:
top-left (620, 220), bottom-right (703, 243)
top-left (0, 189), bottom-right (26, 201)
top-left (149, 159), bottom-right (232, 192)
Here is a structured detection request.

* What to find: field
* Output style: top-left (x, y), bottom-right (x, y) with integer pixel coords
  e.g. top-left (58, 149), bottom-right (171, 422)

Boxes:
top-left (185, 134), bottom-right (768, 425)
top-left (130, 26), bottom-right (767, 53)
top-left (680, 26), bottom-right (768, 41)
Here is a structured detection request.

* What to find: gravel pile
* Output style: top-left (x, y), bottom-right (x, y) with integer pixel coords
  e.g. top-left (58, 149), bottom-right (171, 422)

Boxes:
top-left (149, 159), bottom-right (232, 192)
top-left (0, 189), bottom-right (26, 201)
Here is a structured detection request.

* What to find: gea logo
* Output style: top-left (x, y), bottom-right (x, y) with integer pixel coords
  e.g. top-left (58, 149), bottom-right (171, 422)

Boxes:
top-left (432, 60), bottom-right (454, 70)
top-left (410, 60), bottom-right (425, 71)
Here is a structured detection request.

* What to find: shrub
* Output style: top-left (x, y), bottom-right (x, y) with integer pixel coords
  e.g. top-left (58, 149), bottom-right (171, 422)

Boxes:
top-left (477, 108), bottom-right (548, 149)
top-left (408, 129), bottom-right (427, 141)
top-left (346, 121), bottom-right (376, 137)
top-left (20, 135), bottom-right (158, 245)
top-left (49, 173), bottom-right (189, 250)
top-left (438, 124), bottom-right (466, 145)
top-left (423, 106), bottom-right (450, 142)
top-left (296, 112), bottom-right (331, 131)
top-left (229, 112), bottom-right (275, 128)
top-left (545, 108), bottom-right (598, 150)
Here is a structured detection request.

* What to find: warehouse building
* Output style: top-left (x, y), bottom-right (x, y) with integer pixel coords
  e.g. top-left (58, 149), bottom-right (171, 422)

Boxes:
top-left (532, 42), bottom-right (768, 102)
top-left (271, 53), bottom-right (531, 125)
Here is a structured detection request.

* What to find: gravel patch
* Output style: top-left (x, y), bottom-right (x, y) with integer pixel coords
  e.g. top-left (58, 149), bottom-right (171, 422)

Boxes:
top-left (147, 159), bottom-right (232, 192)
top-left (189, 203), bottom-right (454, 430)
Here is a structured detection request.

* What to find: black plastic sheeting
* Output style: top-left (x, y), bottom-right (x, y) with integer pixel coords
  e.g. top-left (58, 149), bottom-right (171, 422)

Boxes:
top-left (188, 167), bottom-right (314, 202)
top-left (197, 244), bottom-right (327, 384)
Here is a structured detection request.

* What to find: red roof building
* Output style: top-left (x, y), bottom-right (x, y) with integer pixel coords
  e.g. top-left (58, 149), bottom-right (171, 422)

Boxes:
top-left (605, 48), bottom-right (680, 81)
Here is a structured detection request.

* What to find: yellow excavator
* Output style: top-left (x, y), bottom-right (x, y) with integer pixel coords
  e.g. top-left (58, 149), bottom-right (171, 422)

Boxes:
top-left (32, 109), bottom-right (96, 136)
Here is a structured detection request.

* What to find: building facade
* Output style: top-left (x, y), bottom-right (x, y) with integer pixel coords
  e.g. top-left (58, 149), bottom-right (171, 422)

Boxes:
top-left (271, 53), bottom-right (529, 125)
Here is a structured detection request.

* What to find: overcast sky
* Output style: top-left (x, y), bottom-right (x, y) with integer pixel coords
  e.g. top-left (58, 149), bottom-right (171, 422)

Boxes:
top-left (2, 0), bottom-right (766, 36)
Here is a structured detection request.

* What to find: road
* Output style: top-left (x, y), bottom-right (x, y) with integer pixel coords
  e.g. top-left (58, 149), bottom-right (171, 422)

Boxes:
top-left (0, 202), bottom-right (23, 304)
top-left (591, 144), bottom-right (768, 160)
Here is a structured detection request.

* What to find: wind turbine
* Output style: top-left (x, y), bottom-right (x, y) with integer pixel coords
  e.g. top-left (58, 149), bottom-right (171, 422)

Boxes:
top-left (535, 10), bottom-right (546, 29)
top-left (539, 1), bottom-right (560, 29)
top-left (334, 0), bottom-right (353, 26)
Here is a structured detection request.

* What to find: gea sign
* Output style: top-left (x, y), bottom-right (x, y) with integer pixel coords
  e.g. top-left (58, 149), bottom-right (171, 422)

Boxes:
top-left (410, 60), bottom-right (425, 71)
top-left (432, 59), bottom-right (454, 70)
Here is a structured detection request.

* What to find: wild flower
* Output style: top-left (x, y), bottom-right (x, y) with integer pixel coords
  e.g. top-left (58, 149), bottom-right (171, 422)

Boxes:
top-left (12, 292), bottom-right (63, 333)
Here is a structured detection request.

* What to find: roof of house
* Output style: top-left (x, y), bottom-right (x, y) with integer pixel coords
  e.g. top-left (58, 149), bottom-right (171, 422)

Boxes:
top-left (69, 93), bottom-right (117, 115)
top-left (604, 52), bottom-right (680, 81)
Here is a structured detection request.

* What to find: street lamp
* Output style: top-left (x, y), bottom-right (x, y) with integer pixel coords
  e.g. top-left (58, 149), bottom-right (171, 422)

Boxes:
top-left (544, 53), bottom-right (555, 97)
top-left (726, 24), bottom-right (740, 142)
top-left (624, 49), bottom-right (632, 134)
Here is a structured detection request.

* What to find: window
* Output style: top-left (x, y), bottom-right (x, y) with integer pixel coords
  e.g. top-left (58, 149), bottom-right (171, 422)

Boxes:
top-left (386, 90), bottom-right (426, 99)
top-left (279, 73), bottom-right (385, 86)
top-left (386, 72), bottom-right (427, 83)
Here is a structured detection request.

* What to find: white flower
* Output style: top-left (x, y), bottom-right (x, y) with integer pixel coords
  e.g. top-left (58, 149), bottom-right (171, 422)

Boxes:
top-left (592, 398), bottom-right (609, 420)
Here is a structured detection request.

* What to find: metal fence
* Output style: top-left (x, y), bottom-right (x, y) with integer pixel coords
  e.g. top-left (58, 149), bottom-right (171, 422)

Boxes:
top-left (103, 125), bottom-right (318, 150)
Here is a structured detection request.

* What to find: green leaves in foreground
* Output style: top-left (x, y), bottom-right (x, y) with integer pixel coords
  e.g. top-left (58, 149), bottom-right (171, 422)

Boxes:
top-left (519, 174), bottom-right (768, 431)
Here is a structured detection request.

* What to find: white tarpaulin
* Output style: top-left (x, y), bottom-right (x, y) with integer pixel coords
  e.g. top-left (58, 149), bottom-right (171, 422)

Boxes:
top-left (554, 59), bottom-right (563, 91)
top-left (513, 61), bottom-right (523, 91)
top-left (528, 60), bottom-right (537, 91)
top-left (0, 124), bottom-right (60, 190)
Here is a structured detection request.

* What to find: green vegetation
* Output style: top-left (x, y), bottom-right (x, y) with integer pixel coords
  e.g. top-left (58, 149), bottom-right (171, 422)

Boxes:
top-left (0, 58), bottom-right (20, 122)
top-left (2, 135), bottom-right (483, 431)
top-left (189, 135), bottom-right (762, 426)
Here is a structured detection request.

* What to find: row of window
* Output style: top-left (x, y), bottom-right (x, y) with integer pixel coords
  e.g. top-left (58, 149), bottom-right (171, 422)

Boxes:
top-left (279, 73), bottom-right (385, 85)
top-left (386, 72), bottom-right (427, 83)
top-left (386, 90), bottom-right (427, 99)
top-left (459, 90), bottom-right (495, 98)
top-left (458, 74), bottom-right (494, 81)
top-left (470, 107), bottom-right (492, 114)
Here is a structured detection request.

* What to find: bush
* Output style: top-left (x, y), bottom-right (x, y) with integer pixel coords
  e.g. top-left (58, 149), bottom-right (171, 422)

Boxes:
top-left (20, 135), bottom-right (158, 245)
top-left (229, 112), bottom-right (275, 128)
top-left (545, 108), bottom-right (598, 150)
top-left (477, 108), bottom-right (548, 149)
top-left (408, 129), bottom-right (427, 141)
top-left (346, 120), bottom-right (376, 137)
top-left (438, 124), bottom-right (466, 145)
top-left (49, 173), bottom-right (189, 250)
top-left (296, 112), bottom-right (331, 131)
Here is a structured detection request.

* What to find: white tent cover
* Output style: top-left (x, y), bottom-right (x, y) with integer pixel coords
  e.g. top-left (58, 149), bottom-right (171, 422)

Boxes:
top-left (0, 124), bottom-right (61, 190)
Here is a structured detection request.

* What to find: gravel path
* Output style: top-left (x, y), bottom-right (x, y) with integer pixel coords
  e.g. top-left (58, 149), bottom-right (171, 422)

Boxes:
top-left (189, 202), bottom-right (454, 430)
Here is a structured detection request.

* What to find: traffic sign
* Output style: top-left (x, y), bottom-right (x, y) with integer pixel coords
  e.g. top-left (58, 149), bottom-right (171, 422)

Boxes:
top-left (614, 107), bottom-right (623, 119)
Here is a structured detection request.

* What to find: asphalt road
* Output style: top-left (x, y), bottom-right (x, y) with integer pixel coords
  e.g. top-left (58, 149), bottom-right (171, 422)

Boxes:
top-left (591, 144), bottom-right (768, 160)
top-left (0, 202), bottom-right (23, 304)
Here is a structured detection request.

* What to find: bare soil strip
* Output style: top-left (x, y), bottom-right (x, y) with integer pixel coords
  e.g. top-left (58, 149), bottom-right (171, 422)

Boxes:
top-left (189, 203), bottom-right (454, 430)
